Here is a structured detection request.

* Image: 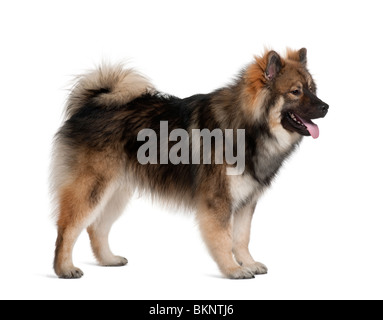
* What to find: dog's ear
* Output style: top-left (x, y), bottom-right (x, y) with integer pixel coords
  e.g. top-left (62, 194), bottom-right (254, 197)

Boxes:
top-left (298, 48), bottom-right (307, 65)
top-left (265, 51), bottom-right (282, 81)
top-left (287, 47), bottom-right (307, 66)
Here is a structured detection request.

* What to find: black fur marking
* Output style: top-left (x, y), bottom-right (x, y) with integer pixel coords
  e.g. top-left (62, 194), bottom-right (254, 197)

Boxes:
top-left (87, 87), bottom-right (111, 95)
top-left (89, 176), bottom-right (106, 206)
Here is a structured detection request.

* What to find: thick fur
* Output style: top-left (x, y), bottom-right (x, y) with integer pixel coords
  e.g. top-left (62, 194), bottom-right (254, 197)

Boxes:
top-left (51, 49), bottom-right (328, 279)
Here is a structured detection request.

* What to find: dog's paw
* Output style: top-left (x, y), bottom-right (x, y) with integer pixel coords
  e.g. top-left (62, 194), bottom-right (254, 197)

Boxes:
top-left (225, 266), bottom-right (255, 279)
top-left (246, 262), bottom-right (268, 275)
top-left (101, 256), bottom-right (128, 267)
top-left (58, 267), bottom-right (84, 279)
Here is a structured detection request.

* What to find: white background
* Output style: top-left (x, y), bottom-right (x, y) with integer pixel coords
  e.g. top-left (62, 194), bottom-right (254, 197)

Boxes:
top-left (1, 0), bottom-right (382, 300)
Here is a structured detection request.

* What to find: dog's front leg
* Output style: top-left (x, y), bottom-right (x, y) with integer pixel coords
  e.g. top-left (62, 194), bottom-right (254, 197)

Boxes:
top-left (197, 201), bottom-right (254, 279)
top-left (232, 201), bottom-right (268, 275)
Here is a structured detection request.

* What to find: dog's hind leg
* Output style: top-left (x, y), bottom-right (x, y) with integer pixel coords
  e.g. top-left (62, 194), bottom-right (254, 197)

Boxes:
top-left (53, 149), bottom-right (121, 279)
top-left (54, 176), bottom-right (119, 279)
top-left (232, 202), bottom-right (267, 275)
top-left (87, 184), bottom-right (132, 267)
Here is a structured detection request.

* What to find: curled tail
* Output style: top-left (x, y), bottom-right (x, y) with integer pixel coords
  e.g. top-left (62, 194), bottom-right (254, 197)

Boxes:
top-left (65, 63), bottom-right (154, 119)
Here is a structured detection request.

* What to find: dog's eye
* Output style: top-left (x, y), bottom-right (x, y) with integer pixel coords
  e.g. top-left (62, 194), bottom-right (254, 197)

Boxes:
top-left (291, 90), bottom-right (301, 96)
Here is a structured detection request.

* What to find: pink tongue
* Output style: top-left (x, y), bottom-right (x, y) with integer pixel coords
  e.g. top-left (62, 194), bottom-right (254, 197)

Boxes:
top-left (296, 115), bottom-right (319, 139)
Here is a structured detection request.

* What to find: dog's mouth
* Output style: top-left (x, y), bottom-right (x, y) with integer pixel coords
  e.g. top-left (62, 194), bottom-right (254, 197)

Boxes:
top-left (283, 112), bottom-right (320, 139)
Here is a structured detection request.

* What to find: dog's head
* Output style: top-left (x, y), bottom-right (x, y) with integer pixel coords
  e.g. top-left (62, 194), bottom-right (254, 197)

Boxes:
top-left (245, 48), bottom-right (328, 139)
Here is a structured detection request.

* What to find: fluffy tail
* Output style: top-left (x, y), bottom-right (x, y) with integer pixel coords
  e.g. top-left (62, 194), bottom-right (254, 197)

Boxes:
top-left (65, 63), bottom-right (154, 119)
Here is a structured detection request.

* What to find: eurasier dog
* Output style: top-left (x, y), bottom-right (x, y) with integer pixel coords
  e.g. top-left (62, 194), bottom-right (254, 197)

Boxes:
top-left (51, 48), bottom-right (328, 279)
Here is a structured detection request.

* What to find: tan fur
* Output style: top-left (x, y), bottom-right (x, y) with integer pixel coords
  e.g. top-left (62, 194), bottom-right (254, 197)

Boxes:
top-left (268, 97), bottom-right (301, 153)
top-left (229, 173), bottom-right (258, 212)
top-left (87, 184), bottom-right (131, 266)
top-left (53, 148), bottom-right (124, 278)
top-left (286, 47), bottom-right (306, 64)
top-left (232, 202), bottom-right (267, 274)
top-left (245, 50), bottom-right (278, 97)
top-left (193, 166), bottom-right (246, 278)
top-left (197, 203), bottom-right (252, 279)
top-left (244, 88), bottom-right (269, 122)
top-left (65, 63), bottom-right (154, 119)
top-left (241, 52), bottom-right (274, 121)
top-left (242, 49), bottom-right (310, 123)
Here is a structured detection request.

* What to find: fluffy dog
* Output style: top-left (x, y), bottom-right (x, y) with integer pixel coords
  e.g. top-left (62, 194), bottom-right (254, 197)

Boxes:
top-left (51, 48), bottom-right (328, 279)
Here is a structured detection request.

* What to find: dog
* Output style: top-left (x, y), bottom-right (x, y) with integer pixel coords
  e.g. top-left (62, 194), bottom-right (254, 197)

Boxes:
top-left (51, 48), bottom-right (328, 279)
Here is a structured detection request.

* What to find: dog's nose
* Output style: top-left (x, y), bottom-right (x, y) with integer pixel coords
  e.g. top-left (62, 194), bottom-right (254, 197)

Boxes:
top-left (320, 103), bottom-right (329, 116)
